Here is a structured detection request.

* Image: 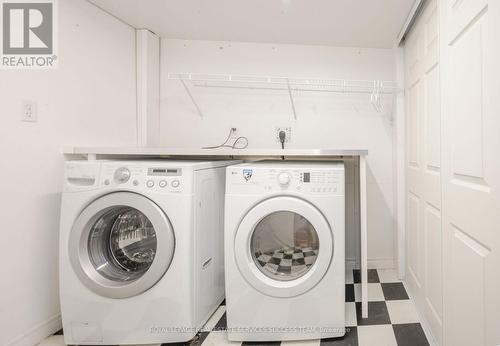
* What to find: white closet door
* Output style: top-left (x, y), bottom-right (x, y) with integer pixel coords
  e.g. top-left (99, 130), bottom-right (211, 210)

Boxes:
top-left (404, 0), bottom-right (443, 343)
top-left (441, 0), bottom-right (500, 345)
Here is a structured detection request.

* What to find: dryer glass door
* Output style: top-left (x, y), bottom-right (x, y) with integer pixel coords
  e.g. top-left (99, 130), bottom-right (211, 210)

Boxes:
top-left (69, 192), bottom-right (175, 298)
top-left (235, 196), bottom-right (333, 298)
top-left (251, 211), bottom-right (319, 281)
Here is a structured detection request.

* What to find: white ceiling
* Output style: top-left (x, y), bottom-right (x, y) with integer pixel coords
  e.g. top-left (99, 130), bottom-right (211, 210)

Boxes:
top-left (88, 0), bottom-right (416, 48)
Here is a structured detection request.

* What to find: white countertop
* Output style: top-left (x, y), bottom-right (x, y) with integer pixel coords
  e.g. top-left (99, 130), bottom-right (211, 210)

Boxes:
top-left (64, 147), bottom-right (368, 158)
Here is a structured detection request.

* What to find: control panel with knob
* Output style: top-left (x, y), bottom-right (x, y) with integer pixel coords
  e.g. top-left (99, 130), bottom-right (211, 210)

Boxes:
top-left (277, 172), bottom-right (292, 186)
top-left (113, 167), bottom-right (131, 184)
top-left (101, 164), bottom-right (184, 192)
top-left (227, 166), bottom-right (344, 195)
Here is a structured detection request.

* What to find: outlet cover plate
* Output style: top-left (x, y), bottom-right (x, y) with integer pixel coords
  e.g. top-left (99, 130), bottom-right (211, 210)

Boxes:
top-left (22, 100), bottom-right (37, 122)
top-left (275, 127), bottom-right (292, 143)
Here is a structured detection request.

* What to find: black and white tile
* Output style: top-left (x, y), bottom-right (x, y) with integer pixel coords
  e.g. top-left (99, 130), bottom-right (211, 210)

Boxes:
top-left (40, 269), bottom-right (429, 346)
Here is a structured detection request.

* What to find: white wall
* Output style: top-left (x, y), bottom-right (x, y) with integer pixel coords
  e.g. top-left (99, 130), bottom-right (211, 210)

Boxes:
top-left (160, 39), bottom-right (396, 267)
top-left (0, 1), bottom-right (137, 345)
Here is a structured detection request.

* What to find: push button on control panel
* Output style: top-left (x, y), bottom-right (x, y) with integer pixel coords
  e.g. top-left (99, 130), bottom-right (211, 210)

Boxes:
top-left (159, 180), bottom-right (167, 188)
top-left (146, 180), bottom-right (155, 188)
top-left (171, 180), bottom-right (180, 188)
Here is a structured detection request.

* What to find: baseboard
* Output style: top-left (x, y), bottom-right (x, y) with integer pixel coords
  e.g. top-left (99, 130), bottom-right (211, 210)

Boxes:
top-left (346, 257), bottom-right (395, 270)
top-left (345, 258), bottom-right (359, 270)
top-left (367, 258), bottom-right (395, 269)
top-left (7, 314), bottom-right (62, 346)
top-left (402, 280), bottom-right (440, 346)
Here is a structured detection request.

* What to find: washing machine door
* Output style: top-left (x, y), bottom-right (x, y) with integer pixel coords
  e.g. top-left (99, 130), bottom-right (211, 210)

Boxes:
top-left (234, 196), bottom-right (333, 298)
top-left (69, 192), bottom-right (175, 298)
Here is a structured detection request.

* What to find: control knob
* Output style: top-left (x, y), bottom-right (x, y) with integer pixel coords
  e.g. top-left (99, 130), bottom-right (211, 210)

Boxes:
top-left (277, 172), bottom-right (292, 186)
top-left (113, 167), bottom-right (131, 184)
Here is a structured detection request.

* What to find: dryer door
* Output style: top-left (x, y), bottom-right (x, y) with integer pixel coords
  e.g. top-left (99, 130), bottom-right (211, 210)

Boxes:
top-left (69, 192), bottom-right (175, 298)
top-left (234, 196), bottom-right (333, 298)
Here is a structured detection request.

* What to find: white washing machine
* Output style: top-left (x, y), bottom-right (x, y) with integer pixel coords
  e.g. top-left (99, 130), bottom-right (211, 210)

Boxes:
top-left (224, 161), bottom-right (345, 341)
top-left (59, 159), bottom-right (239, 345)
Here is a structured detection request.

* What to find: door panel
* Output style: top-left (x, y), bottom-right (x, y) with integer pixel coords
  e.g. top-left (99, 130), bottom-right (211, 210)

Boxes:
top-left (449, 16), bottom-right (485, 178)
top-left (408, 82), bottom-right (421, 168)
top-left (442, 0), bottom-right (500, 344)
top-left (425, 65), bottom-right (440, 171)
top-left (424, 203), bottom-right (442, 320)
top-left (407, 193), bottom-right (421, 287)
top-left (448, 225), bottom-right (489, 346)
top-left (404, 0), bottom-right (443, 343)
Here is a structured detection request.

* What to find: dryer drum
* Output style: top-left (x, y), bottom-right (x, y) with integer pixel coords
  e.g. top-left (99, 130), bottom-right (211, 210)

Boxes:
top-left (250, 211), bottom-right (319, 282)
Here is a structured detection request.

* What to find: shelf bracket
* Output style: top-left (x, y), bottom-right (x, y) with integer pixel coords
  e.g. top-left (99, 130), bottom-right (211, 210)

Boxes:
top-left (286, 78), bottom-right (298, 120)
top-left (180, 78), bottom-right (204, 118)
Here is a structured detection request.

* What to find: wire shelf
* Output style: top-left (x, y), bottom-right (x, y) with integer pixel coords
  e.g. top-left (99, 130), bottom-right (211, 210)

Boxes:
top-left (168, 73), bottom-right (401, 119)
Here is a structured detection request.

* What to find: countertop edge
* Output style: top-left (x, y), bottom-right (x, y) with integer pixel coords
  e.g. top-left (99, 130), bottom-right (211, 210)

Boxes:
top-left (63, 147), bottom-right (369, 157)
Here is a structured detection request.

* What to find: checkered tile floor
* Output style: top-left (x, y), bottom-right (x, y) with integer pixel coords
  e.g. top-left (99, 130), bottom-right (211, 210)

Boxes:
top-left (40, 269), bottom-right (429, 346)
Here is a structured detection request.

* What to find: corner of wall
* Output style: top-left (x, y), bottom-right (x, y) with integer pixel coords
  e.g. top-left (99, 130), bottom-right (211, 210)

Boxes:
top-left (393, 45), bottom-right (406, 280)
top-left (136, 29), bottom-right (161, 147)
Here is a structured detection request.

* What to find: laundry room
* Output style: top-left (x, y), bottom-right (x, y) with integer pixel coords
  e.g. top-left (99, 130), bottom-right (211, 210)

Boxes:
top-left (0, 1), bottom-right (498, 346)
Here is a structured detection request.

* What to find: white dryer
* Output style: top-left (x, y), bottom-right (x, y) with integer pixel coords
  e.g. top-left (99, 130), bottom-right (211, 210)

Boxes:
top-left (224, 161), bottom-right (345, 341)
top-left (59, 159), bottom-right (238, 345)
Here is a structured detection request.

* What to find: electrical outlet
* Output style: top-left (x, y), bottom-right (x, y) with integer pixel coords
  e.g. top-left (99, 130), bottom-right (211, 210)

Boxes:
top-left (275, 127), bottom-right (292, 143)
top-left (22, 100), bottom-right (37, 122)
top-left (229, 127), bottom-right (238, 139)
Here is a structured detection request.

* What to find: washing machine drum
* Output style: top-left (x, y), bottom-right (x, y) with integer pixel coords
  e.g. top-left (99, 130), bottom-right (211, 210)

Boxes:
top-left (69, 192), bottom-right (175, 298)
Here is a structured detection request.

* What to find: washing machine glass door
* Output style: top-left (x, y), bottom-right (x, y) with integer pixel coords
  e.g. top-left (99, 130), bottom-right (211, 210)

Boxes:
top-left (235, 196), bottom-right (333, 298)
top-left (69, 192), bottom-right (175, 298)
